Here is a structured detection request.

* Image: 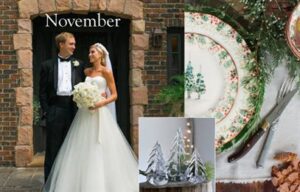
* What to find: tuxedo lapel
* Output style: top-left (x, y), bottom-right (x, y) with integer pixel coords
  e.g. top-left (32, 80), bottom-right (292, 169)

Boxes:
top-left (53, 57), bottom-right (58, 92)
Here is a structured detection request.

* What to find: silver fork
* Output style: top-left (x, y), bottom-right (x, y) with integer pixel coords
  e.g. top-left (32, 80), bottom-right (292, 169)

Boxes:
top-left (277, 77), bottom-right (296, 104)
top-left (256, 77), bottom-right (296, 168)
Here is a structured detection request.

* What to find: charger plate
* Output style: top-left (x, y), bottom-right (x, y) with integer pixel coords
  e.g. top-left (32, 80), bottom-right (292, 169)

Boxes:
top-left (184, 12), bottom-right (262, 153)
top-left (286, 2), bottom-right (300, 59)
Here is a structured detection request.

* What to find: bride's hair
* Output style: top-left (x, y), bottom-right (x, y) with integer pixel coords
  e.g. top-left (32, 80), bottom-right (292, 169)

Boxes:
top-left (90, 43), bottom-right (106, 67)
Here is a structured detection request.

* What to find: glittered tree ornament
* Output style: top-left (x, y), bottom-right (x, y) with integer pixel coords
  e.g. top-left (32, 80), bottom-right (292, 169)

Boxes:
top-left (185, 149), bottom-right (206, 184)
top-left (167, 128), bottom-right (188, 182)
top-left (185, 61), bottom-right (195, 99)
top-left (194, 72), bottom-right (206, 99)
top-left (145, 142), bottom-right (168, 186)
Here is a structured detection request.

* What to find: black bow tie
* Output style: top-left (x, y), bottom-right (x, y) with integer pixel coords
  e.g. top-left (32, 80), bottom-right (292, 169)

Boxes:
top-left (58, 56), bottom-right (71, 62)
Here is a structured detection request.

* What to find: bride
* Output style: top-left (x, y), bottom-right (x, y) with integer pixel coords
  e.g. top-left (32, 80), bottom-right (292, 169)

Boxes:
top-left (43, 43), bottom-right (138, 192)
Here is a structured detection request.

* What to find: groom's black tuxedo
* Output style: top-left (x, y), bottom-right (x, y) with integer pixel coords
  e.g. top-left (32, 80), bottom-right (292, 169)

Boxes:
top-left (39, 57), bottom-right (85, 113)
top-left (39, 56), bottom-right (85, 181)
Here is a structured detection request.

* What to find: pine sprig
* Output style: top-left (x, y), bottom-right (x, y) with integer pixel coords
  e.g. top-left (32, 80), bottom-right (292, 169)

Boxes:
top-left (204, 162), bottom-right (214, 181)
top-left (186, 1), bottom-right (300, 85)
top-left (154, 75), bottom-right (184, 116)
top-left (238, 0), bottom-right (300, 83)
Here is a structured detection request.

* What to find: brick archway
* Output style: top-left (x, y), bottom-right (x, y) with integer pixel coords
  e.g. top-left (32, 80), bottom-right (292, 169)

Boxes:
top-left (14, 0), bottom-right (148, 167)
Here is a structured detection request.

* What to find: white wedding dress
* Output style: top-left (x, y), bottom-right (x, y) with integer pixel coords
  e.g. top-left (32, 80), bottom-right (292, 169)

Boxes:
top-left (43, 76), bottom-right (138, 192)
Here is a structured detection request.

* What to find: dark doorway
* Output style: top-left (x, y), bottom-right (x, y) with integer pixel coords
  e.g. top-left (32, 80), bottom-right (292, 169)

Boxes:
top-left (32, 13), bottom-right (131, 153)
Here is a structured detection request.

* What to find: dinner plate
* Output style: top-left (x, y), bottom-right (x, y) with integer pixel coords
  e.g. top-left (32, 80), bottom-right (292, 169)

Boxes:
top-left (184, 12), bottom-right (261, 152)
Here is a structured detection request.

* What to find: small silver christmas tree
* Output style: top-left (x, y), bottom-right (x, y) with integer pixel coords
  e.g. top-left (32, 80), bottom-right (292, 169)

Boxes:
top-left (185, 149), bottom-right (206, 184)
top-left (145, 142), bottom-right (168, 186)
top-left (167, 128), bottom-right (187, 182)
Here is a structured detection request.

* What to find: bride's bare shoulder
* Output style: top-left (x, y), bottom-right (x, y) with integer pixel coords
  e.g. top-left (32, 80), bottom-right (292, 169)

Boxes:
top-left (102, 68), bottom-right (114, 82)
top-left (102, 68), bottom-right (113, 76)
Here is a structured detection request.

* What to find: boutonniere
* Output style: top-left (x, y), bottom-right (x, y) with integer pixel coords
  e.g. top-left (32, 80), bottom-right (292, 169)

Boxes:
top-left (73, 60), bottom-right (80, 67)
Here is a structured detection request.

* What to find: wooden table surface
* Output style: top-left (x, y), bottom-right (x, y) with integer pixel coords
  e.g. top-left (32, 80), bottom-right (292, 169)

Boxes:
top-left (216, 181), bottom-right (277, 192)
top-left (140, 182), bottom-right (211, 192)
top-left (140, 181), bottom-right (277, 192)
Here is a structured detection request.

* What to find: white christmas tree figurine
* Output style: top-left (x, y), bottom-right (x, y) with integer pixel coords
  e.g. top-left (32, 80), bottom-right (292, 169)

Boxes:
top-left (185, 61), bottom-right (195, 99)
top-left (167, 128), bottom-right (187, 182)
top-left (185, 149), bottom-right (206, 184)
top-left (195, 72), bottom-right (206, 99)
top-left (145, 142), bottom-right (168, 186)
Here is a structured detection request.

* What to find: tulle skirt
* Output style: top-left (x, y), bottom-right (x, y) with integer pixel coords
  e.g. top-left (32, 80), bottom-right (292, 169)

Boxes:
top-left (43, 106), bottom-right (138, 192)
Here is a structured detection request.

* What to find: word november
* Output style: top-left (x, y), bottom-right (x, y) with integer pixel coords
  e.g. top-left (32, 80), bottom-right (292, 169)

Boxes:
top-left (46, 13), bottom-right (121, 28)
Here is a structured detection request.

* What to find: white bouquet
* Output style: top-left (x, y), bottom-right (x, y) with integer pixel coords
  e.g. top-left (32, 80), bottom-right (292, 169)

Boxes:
top-left (72, 82), bottom-right (100, 108)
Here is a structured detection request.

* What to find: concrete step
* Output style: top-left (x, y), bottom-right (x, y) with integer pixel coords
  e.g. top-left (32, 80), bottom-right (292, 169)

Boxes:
top-left (0, 188), bottom-right (41, 192)
top-left (0, 168), bottom-right (43, 192)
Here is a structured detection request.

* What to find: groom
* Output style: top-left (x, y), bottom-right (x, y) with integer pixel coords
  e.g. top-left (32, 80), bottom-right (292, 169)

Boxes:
top-left (39, 32), bottom-right (85, 181)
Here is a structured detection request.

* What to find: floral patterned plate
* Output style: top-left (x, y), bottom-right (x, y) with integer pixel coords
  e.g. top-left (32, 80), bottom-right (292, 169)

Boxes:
top-left (184, 12), bottom-right (261, 152)
top-left (286, 2), bottom-right (300, 59)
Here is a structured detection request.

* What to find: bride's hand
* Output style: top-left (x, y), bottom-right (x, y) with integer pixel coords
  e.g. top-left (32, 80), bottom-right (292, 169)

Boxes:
top-left (101, 92), bottom-right (107, 98)
top-left (89, 100), bottom-right (106, 110)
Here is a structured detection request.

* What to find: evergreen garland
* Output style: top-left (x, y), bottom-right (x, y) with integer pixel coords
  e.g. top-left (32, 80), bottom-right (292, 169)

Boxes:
top-left (186, 0), bottom-right (300, 86)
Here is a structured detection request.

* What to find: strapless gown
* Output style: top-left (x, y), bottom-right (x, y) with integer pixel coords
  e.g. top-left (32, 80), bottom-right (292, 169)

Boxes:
top-left (43, 76), bottom-right (138, 192)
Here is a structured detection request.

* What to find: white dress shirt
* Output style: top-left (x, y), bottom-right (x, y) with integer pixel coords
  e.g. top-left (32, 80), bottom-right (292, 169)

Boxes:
top-left (57, 57), bottom-right (72, 96)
